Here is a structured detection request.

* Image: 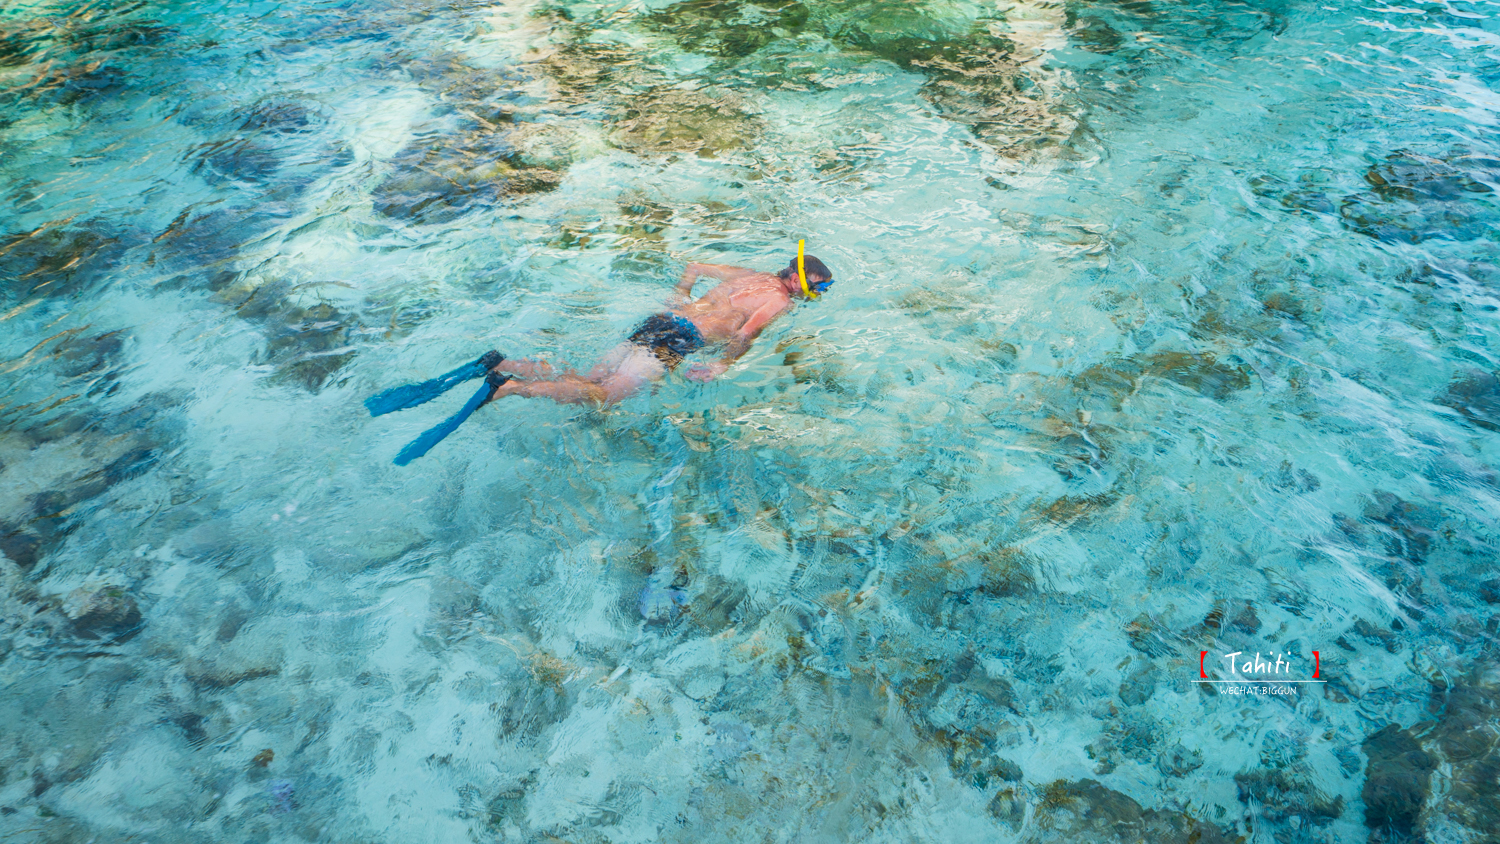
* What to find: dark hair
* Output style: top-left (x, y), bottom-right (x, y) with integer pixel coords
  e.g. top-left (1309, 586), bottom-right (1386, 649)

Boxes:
top-left (778, 254), bottom-right (832, 281)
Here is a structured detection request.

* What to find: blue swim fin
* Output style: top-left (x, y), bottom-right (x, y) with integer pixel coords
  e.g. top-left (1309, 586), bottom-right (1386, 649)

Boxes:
top-left (366, 350), bottom-right (503, 417)
top-left (392, 373), bottom-right (510, 466)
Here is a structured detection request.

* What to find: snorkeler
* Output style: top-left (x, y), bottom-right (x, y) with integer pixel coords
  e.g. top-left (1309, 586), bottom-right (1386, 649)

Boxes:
top-left (485, 249), bottom-right (835, 405)
top-left (366, 246), bottom-right (834, 464)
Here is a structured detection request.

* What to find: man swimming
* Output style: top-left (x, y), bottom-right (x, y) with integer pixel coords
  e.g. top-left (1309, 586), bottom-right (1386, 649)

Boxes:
top-left (482, 251), bottom-right (835, 405)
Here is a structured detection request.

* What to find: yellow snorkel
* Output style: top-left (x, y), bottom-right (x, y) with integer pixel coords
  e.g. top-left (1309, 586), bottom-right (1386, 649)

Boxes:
top-left (798, 239), bottom-right (817, 299)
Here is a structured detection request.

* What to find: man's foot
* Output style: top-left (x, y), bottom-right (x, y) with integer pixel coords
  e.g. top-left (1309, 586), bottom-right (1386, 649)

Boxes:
top-left (482, 370), bottom-right (513, 405)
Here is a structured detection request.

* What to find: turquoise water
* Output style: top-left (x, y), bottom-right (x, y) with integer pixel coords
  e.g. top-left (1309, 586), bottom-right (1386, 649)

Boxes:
top-left (2, 0), bottom-right (1498, 841)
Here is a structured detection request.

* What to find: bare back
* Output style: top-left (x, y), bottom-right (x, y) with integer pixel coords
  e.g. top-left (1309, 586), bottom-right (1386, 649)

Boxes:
top-left (670, 270), bottom-right (792, 344)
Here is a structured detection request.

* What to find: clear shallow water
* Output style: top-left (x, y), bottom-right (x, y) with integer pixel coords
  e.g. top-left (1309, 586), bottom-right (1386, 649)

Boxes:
top-left (1, 0), bottom-right (1498, 841)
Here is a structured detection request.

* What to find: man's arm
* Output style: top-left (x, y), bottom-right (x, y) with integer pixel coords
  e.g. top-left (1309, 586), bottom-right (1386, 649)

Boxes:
top-left (686, 301), bottom-right (787, 382)
top-left (676, 262), bottom-right (757, 298)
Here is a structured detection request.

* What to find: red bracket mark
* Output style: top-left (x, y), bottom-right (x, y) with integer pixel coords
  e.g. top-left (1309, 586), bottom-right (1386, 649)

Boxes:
top-left (1312, 650), bottom-right (1320, 679)
top-left (1200, 650), bottom-right (1208, 679)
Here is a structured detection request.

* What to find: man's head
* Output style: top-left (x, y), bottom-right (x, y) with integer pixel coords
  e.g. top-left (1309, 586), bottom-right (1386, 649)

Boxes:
top-left (777, 254), bottom-right (834, 298)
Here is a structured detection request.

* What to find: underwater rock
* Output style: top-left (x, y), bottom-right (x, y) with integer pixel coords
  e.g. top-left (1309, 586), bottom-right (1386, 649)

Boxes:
top-left (216, 603), bottom-right (251, 643)
top-left (1073, 359), bottom-right (1146, 408)
top-left (62, 585), bottom-right (142, 641)
top-left (370, 138), bottom-right (562, 224)
top-left (684, 573), bottom-right (747, 634)
top-left (1047, 435), bottom-right (1107, 484)
top-left (184, 659), bottom-right (279, 689)
top-left (1117, 661), bottom-right (1160, 706)
top-left (993, 757), bottom-right (1024, 782)
top-left (1198, 599), bottom-right (1262, 636)
top-left (1156, 744), bottom-right (1203, 777)
top-left (53, 330), bottom-right (125, 378)
top-left (1478, 579), bottom-right (1500, 605)
top-left (537, 39), bottom-right (650, 106)
top-left (239, 99), bottom-right (317, 134)
top-left (484, 774), bottom-right (534, 830)
top-left (1261, 289), bottom-right (1324, 322)
top-left (169, 711), bottom-right (209, 747)
top-left (428, 575), bottom-right (481, 625)
top-left (833, 1), bottom-right (977, 67)
top-left (0, 526), bottom-right (42, 570)
top-left (496, 677), bottom-right (571, 740)
top-left (983, 340), bottom-right (1020, 370)
top-left (1235, 765), bottom-right (1344, 826)
top-left (1339, 193), bottom-right (1489, 243)
top-left (644, 0), bottom-right (808, 58)
top-left (392, 48), bottom-right (526, 118)
top-left (1409, 677), bottom-right (1500, 843)
top-left (151, 204), bottom-right (287, 269)
top-left (1438, 369), bottom-right (1500, 432)
top-left (938, 726), bottom-right (1007, 788)
top-left (872, 22), bottom-right (1082, 159)
top-left (1074, 351), bottom-right (1252, 408)
top-left (1141, 351), bottom-right (1252, 401)
top-left (24, 445), bottom-right (157, 528)
top-left (612, 88), bottom-right (763, 157)
top-left (0, 223), bottom-right (129, 304)
top-left (0, 24), bottom-right (39, 67)
top-left (183, 632), bottom-right (283, 688)
top-left (1029, 779), bottom-right (1236, 843)
top-left (1363, 491), bottom-right (1439, 565)
top-left (1, 413), bottom-right (172, 576)
top-left (489, 650), bottom-right (577, 740)
top-left (932, 709), bottom-right (1023, 790)
top-left (1124, 613), bottom-right (1184, 658)
top-left (1260, 152), bottom-right (1496, 242)
top-left (1361, 724), bottom-right (1434, 841)
top-left (615, 195), bottom-right (673, 239)
top-left (780, 340), bottom-right (848, 392)
top-left (1068, 16), bottom-right (1123, 53)
top-left (1364, 151), bottom-right (1495, 203)
top-left (237, 282), bottom-right (359, 392)
top-left (103, 447), bottom-right (159, 486)
top-left (1347, 619), bottom-right (1399, 653)
top-left (1086, 716), bottom-right (1159, 774)
top-left (978, 547), bottom-right (1036, 596)
top-left (1259, 730), bottom-right (1308, 768)
top-left (1232, 603), bottom-right (1261, 634)
top-left (194, 137), bottom-right (282, 185)
top-left (1281, 188), bottom-right (1339, 215)
top-left (1189, 288), bottom-right (1280, 341)
top-left (43, 63), bottom-right (128, 107)
top-left (66, 20), bottom-right (175, 53)
top-left (1268, 460), bottom-right (1320, 493)
top-left (989, 786), bottom-right (1026, 829)
top-left (508, 123), bottom-right (602, 170)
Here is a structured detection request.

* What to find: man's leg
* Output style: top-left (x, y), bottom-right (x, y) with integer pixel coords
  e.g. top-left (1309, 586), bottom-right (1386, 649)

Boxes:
top-left (489, 345), bottom-right (665, 406)
top-left (491, 374), bottom-right (605, 404)
top-left (492, 357), bottom-right (559, 379)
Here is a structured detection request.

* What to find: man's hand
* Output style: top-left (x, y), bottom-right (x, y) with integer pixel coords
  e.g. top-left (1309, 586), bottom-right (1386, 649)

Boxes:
top-left (685, 361), bottom-right (728, 383)
top-left (675, 264), bottom-right (702, 300)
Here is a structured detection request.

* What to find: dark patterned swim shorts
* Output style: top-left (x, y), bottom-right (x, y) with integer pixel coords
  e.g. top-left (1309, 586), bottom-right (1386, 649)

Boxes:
top-left (628, 313), bottom-right (706, 369)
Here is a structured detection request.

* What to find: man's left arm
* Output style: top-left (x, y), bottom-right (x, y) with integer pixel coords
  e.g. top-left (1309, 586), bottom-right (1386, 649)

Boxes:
top-left (676, 262), bottom-right (756, 300)
top-left (686, 302), bottom-right (786, 382)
